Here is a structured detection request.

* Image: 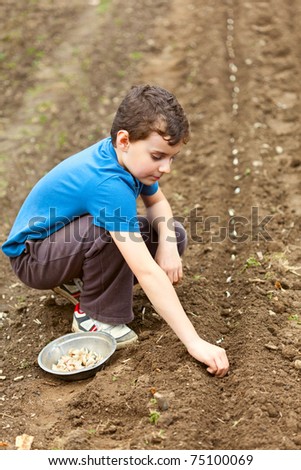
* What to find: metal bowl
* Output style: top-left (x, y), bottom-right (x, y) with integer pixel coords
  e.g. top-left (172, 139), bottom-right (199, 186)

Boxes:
top-left (38, 331), bottom-right (117, 381)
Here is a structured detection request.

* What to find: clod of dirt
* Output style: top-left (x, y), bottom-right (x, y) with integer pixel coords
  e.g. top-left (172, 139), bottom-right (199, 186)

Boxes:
top-left (290, 158), bottom-right (301, 168)
top-left (281, 345), bottom-right (299, 359)
top-left (153, 392), bottom-right (169, 411)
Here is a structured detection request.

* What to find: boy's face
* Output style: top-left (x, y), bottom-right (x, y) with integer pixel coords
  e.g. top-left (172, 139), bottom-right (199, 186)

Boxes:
top-left (116, 131), bottom-right (182, 185)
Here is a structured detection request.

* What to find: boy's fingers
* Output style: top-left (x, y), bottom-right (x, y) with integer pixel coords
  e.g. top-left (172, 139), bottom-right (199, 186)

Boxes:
top-left (206, 353), bottom-right (229, 378)
top-left (172, 266), bottom-right (183, 285)
top-left (207, 365), bottom-right (227, 378)
top-left (172, 269), bottom-right (182, 285)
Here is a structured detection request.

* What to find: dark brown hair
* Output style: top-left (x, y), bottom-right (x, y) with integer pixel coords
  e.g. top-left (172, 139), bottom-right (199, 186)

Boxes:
top-left (110, 85), bottom-right (190, 146)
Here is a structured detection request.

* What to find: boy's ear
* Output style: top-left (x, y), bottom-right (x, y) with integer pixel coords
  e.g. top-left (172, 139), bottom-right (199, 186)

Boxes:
top-left (116, 130), bottom-right (130, 151)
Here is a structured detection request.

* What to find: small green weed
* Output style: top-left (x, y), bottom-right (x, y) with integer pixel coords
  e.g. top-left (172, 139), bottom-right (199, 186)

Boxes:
top-left (87, 428), bottom-right (97, 435)
top-left (129, 51), bottom-right (143, 61)
top-left (117, 70), bottom-right (126, 78)
top-left (39, 114), bottom-right (48, 124)
top-left (245, 256), bottom-right (261, 268)
top-left (267, 292), bottom-right (274, 300)
top-left (57, 131), bottom-right (68, 148)
top-left (97, 0), bottom-right (110, 14)
top-left (240, 256), bottom-right (261, 273)
top-left (288, 314), bottom-right (300, 322)
top-left (149, 410), bottom-right (160, 425)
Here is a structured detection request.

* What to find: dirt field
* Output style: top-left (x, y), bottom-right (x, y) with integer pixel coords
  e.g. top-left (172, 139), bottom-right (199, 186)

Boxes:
top-left (1, 0), bottom-right (301, 451)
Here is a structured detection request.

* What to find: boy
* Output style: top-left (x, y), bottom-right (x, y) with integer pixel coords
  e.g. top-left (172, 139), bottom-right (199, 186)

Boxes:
top-left (1, 85), bottom-right (229, 377)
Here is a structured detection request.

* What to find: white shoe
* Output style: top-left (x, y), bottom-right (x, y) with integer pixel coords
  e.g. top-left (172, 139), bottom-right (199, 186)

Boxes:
top-left (72, 304), bottom-right (138, 349)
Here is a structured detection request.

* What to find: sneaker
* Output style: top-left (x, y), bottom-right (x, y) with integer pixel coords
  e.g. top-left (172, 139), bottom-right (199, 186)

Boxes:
top-left (72, 304), bottom-right (138, 349)
top-left (52, 278), bottom-right (83, 305)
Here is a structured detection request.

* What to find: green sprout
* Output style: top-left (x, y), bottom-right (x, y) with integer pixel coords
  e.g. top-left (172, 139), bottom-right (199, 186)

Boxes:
top-left (240, 256), bottom-right (261, 273)
top-left (87, 428), bottom-right (97, 435)
top-left (129, 51), bottom-right (143, 61)
top-left (288, 314), bottom-right (299, 322)
top-left (267, 292), bottom-right (274, 300)
top-left (245, 256), bottom-right (261, 268)
top-left (97, 0), bottom-right (110, 14)
top-left (149, 410), bottom-right (160, 425)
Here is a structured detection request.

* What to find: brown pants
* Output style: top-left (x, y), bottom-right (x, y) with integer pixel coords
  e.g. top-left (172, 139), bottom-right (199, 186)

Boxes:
top-left (10, 215), bottom-right (187, 324)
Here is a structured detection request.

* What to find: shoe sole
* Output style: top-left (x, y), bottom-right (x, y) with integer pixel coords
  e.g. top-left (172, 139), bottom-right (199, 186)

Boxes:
top-left (53, 286), bottom-right (79, 306)
top-left (71, 319), bottom-right (138, 350)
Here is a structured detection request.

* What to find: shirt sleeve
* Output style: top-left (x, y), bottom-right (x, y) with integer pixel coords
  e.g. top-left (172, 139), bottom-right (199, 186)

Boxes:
top-left (140, 181), bottom-right (159, 196)
top-left (86, 176), bottom-right (141, 232)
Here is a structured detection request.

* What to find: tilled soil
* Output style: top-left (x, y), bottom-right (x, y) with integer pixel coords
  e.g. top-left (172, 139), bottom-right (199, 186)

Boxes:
top-left (1, 0), bottom-right (301, 450)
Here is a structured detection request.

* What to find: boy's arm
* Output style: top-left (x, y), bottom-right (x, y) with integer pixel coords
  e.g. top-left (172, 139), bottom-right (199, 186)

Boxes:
top-left (141, 188), bottom-right (183, 284)
top-left (110, 230), bottom-right (229, 377)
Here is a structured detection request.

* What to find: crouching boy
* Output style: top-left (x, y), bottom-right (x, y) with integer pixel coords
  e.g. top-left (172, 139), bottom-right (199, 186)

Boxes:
top-left (1, 85), bottom-right (229, 377)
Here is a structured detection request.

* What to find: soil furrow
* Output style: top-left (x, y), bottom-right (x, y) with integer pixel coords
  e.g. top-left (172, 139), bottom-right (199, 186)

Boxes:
top-left (209, 0), bottom-right (301, 449)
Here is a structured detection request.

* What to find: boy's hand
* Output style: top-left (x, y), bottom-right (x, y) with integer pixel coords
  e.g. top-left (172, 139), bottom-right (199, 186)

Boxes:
top-left (155, 243), bottom-right (183, 284)
top-left (186, 338), bottom-right (229, 377)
